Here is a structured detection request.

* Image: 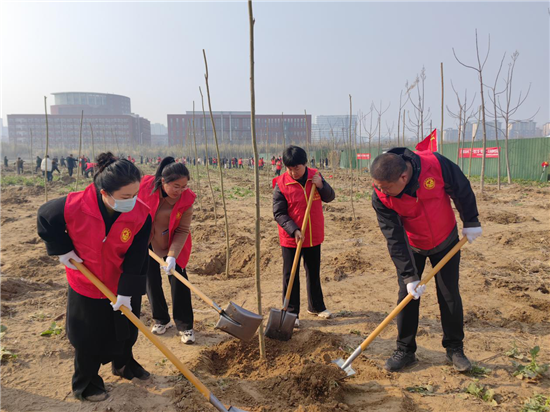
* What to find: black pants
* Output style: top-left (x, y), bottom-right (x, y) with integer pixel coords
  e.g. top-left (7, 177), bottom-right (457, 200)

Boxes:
top-left (68, 167), bottom-right (74, 177)
top-left (281, 245), bottom-right (326, 316)
top-left (66, 286), bottom-right (142, 399)
top-left (146, 253), bottom-right (193, 332)
top-left (396, 237), bottom-right (464, 353)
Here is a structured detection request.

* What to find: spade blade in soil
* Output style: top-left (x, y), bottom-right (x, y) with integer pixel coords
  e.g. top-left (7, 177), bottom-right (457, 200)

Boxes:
top-left (264, 308), bottom-right (297, 341)
top-left (215, 302), bottom-right (263, 342)
top-left (332, 358), bottom-right (356, 377)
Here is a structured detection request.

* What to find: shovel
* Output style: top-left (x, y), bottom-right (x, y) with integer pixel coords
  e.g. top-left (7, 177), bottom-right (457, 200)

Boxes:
top-left (264, 181), bottom-right (318, 341)
top-left (333, 236), bottom-right (468, 376)
top-left (149, 250), bottom-right (263, 342)
top-left (71, 259), bottom-right (248, 412)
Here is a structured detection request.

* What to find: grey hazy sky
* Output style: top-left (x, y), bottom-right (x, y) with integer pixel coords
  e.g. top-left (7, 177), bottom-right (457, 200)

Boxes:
top-left (1, 1), bottom-right (548, 131)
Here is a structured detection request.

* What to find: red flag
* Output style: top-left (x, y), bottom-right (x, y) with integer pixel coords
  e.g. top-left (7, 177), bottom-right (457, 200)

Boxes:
top-left (415, 129), bottom-right (438, 152)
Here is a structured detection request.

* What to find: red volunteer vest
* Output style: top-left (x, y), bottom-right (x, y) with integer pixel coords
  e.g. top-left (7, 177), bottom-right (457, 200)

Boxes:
top-left (64, 183), bottom-right (150, 299)
top-left (138, 175), bottom-right (196, 269)
top-left (273, 168), bottom-right (324, 248)
top-left (374, 151), bottom-right (456, 250)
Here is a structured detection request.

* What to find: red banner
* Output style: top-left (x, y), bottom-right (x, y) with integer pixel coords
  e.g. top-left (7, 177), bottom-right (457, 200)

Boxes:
top-left (459, 147), bottom-right (500, 158)
top-left (357, 153), bottom-right (371, 160)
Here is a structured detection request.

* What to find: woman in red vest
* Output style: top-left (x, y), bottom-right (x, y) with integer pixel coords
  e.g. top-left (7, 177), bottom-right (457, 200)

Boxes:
top-left (275, 158), bottom-right (282, 176)
top-left (37, 152), bottom-right (152, 402)
top-left (138, 157), bottom-right (197, 344)
top-left (273, 146), bottom-right (336, 328)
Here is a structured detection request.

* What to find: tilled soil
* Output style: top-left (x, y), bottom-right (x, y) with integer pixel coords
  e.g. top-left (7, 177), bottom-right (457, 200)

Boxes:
top-left (1, 165), bottom-right (549, 412)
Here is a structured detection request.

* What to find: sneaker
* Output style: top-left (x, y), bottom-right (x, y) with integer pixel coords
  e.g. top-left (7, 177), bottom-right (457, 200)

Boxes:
top-left (151, 322), bottom-right (173, 335)
top-left (307, 309), bottom-right (332, 319)
top-left (180, 329), bottom-right (195, 344)
top-left (446, 347), bottom-right (472, 372)
top-left (294, 318), bottom-right (300, 328)
top-left (384, 350), bottom-right (418, 372)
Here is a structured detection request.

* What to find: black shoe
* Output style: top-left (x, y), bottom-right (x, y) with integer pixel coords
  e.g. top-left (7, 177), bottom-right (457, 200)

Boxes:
top-left (384, 350), bottom-right (418, 372)
top-left (446, 347), bottom-right (472, 372)
top-left (112, 359), bottom-right (151, 381)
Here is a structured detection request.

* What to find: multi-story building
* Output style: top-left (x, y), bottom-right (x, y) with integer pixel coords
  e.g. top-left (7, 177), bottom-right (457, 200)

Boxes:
top-left (167, 111), bottom-right (311, 146)
top-left (50, 92), bottom-right (131, 116)
top-left (508, 121), bottom-right (537, 138)
top-left (542, 122), bottom-right (550, 137)
top-left (312, 115), bottom-right (357, 143)
top-left (8, 92), bottom-right (151, 149)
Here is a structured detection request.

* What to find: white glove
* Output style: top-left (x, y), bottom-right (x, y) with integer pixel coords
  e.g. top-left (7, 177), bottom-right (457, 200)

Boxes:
top-left (163, 256), bottom-right (176, 275)
top-left (462, 226), bottom-right (482, 243)
top-left (407, 280), bottom-right (426, 300)
top-left (111, 295), bottom-right (132, 311)
top-left (58, 250), bottom-right (83, 270)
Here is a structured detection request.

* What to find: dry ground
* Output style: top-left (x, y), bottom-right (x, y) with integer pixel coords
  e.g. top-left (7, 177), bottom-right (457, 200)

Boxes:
top-left (1, 163), bottom-right (549, 411)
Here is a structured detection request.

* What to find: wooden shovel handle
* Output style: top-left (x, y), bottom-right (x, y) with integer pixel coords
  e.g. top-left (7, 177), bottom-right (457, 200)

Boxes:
top-left (359, 236), bottom-right (468, 352)
top-left (148, 250), bottom-right (219, 312)
top-left (71, 259), bottom-right (212, 400)
top-left (283, 179), bottom-right (318, 308)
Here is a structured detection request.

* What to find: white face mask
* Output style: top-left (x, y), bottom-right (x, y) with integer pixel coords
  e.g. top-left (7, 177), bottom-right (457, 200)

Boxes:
top-left (109, 194), bottom-right (137, 213)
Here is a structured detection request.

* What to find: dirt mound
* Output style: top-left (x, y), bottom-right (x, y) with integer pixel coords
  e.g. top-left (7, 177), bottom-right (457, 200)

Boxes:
top-left (192, 236), bottom-right (273, 277)
top-left (1, 278), bottom-right (45, 301)
top-left (199, 329), bottom-right (344, 379)
top-left (1, 191), bottom-right (30, 205)
top-left (198, 330), bottom-right (348, 409)
top-left (483, 210), bottom-right (528, 224)
top-left (60, 175), bottom-right (75, 184)
top-left (328, 248), bottom-right (370, 276)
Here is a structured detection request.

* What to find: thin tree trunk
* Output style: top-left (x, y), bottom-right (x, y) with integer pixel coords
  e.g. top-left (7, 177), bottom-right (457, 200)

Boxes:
top-left (199, 88), bottom-right (218, 225)
top-left (248, 0), bottom-right (266, 359)
top-left (480, 73), bottom-right (488, 193)
top-left (402, 110), bottom-right (406, 148)
top-left (203, 49), bottom-right (231, 278)
top-left (469, 107), bottom-right (481, 179)
top-left (492, 94), bottom-right (501, 189)
top-left (75, 111), bottom-right (83, 191)
top-left (43, 97), bottom-right (49, 201)
top-left (30, 128), bottom-right (34, 175)
top-left (348, 95), bottom-right (356, 222)
top-left (456, 106), bottom-right (462, 164)
top-left (281, 112), bottom-right (286, 149)
top-left (504, 117), bottom-right (511, 183)
top-left (192, 102), bottom-right (203, 211)
top-left (440, 62), bottom-right (444, 153)
top-left (90, 123), bottom-right (95, 161)
top-left (304, 110), bottom-right (310, 164)
top-left (111, 127), bottom-right (120, 155)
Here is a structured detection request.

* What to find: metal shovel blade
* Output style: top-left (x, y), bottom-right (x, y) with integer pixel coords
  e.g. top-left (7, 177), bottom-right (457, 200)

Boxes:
top-left (264, 308), bottom-right (297, 341)
top-left (332, 358), bottom-right (356, 377)
top-left (214, 302), bottom-right (263, 342)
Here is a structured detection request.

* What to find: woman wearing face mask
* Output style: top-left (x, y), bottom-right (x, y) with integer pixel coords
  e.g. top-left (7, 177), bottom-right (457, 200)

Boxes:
top-left (138, 157), bottom-right (197, 344)
top-left (37, 152), bottom-right (152, 402)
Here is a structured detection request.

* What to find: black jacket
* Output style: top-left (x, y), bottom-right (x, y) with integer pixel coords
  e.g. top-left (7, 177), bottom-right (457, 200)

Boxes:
top-left (372, 148), bottom-right (480, 284)
top-left (273, 168), bottom-right (335, 237)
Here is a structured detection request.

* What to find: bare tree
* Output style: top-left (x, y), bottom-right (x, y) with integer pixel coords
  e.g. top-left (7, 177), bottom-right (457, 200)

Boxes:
top-left (248, 0), bottom-right (266, 359)
top-left (203, 49), bottom-right (231, 278)
top-left (453, 29), bottom-right (491, 193)
top-left (408, 68), bottom-right (431, 141)
top-left (348, 95), bottom-right (356, 222)
top-left (440, 62), bottom-right (445, 152)
top-left (362, 103), bottom-right (377, 169)
top-left (468, 106), bottom-right (482, 179)
top-left (43, 97), bottom-right (49, 201)
top-left (199, 86), bottom-right (218, 226)
top-left (75, 111), bottom-right (84, 191)
top-left (484, 52), bottom-right (507, 189)
top-left (447, 80), bottom-right (476, 167)
top-left (373, 101), bottom-right (390, 155)
top-left (493, 51), bottom-right (538, 184)
top-left (192, 101), bottom-right (203, 210)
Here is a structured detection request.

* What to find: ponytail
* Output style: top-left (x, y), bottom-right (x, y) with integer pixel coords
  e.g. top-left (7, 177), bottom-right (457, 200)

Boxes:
top-left (153, 156), bottom-right (190, 194)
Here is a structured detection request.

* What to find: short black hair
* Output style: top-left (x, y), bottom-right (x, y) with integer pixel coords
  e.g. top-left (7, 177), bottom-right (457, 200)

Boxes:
top-left (93, 152), bottom-right (141, 193)
top-left (370, 153), bottom-right (407, 182)
top-left (282, 145), bottom-right (307, 167)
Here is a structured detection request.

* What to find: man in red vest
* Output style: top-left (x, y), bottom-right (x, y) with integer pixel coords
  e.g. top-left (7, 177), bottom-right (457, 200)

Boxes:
top-left (273, 145), bottom-right (336, 328)
top-left (371, 148), bottom-right (482, 373)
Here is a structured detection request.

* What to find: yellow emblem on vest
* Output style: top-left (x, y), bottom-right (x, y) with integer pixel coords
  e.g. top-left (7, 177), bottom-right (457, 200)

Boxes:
top-left (120, 228), bottom-right (132, 243)
top-left (423, 177), bottom-right (436, 190)
top-left (176, 211), bottom-right (182, 220)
